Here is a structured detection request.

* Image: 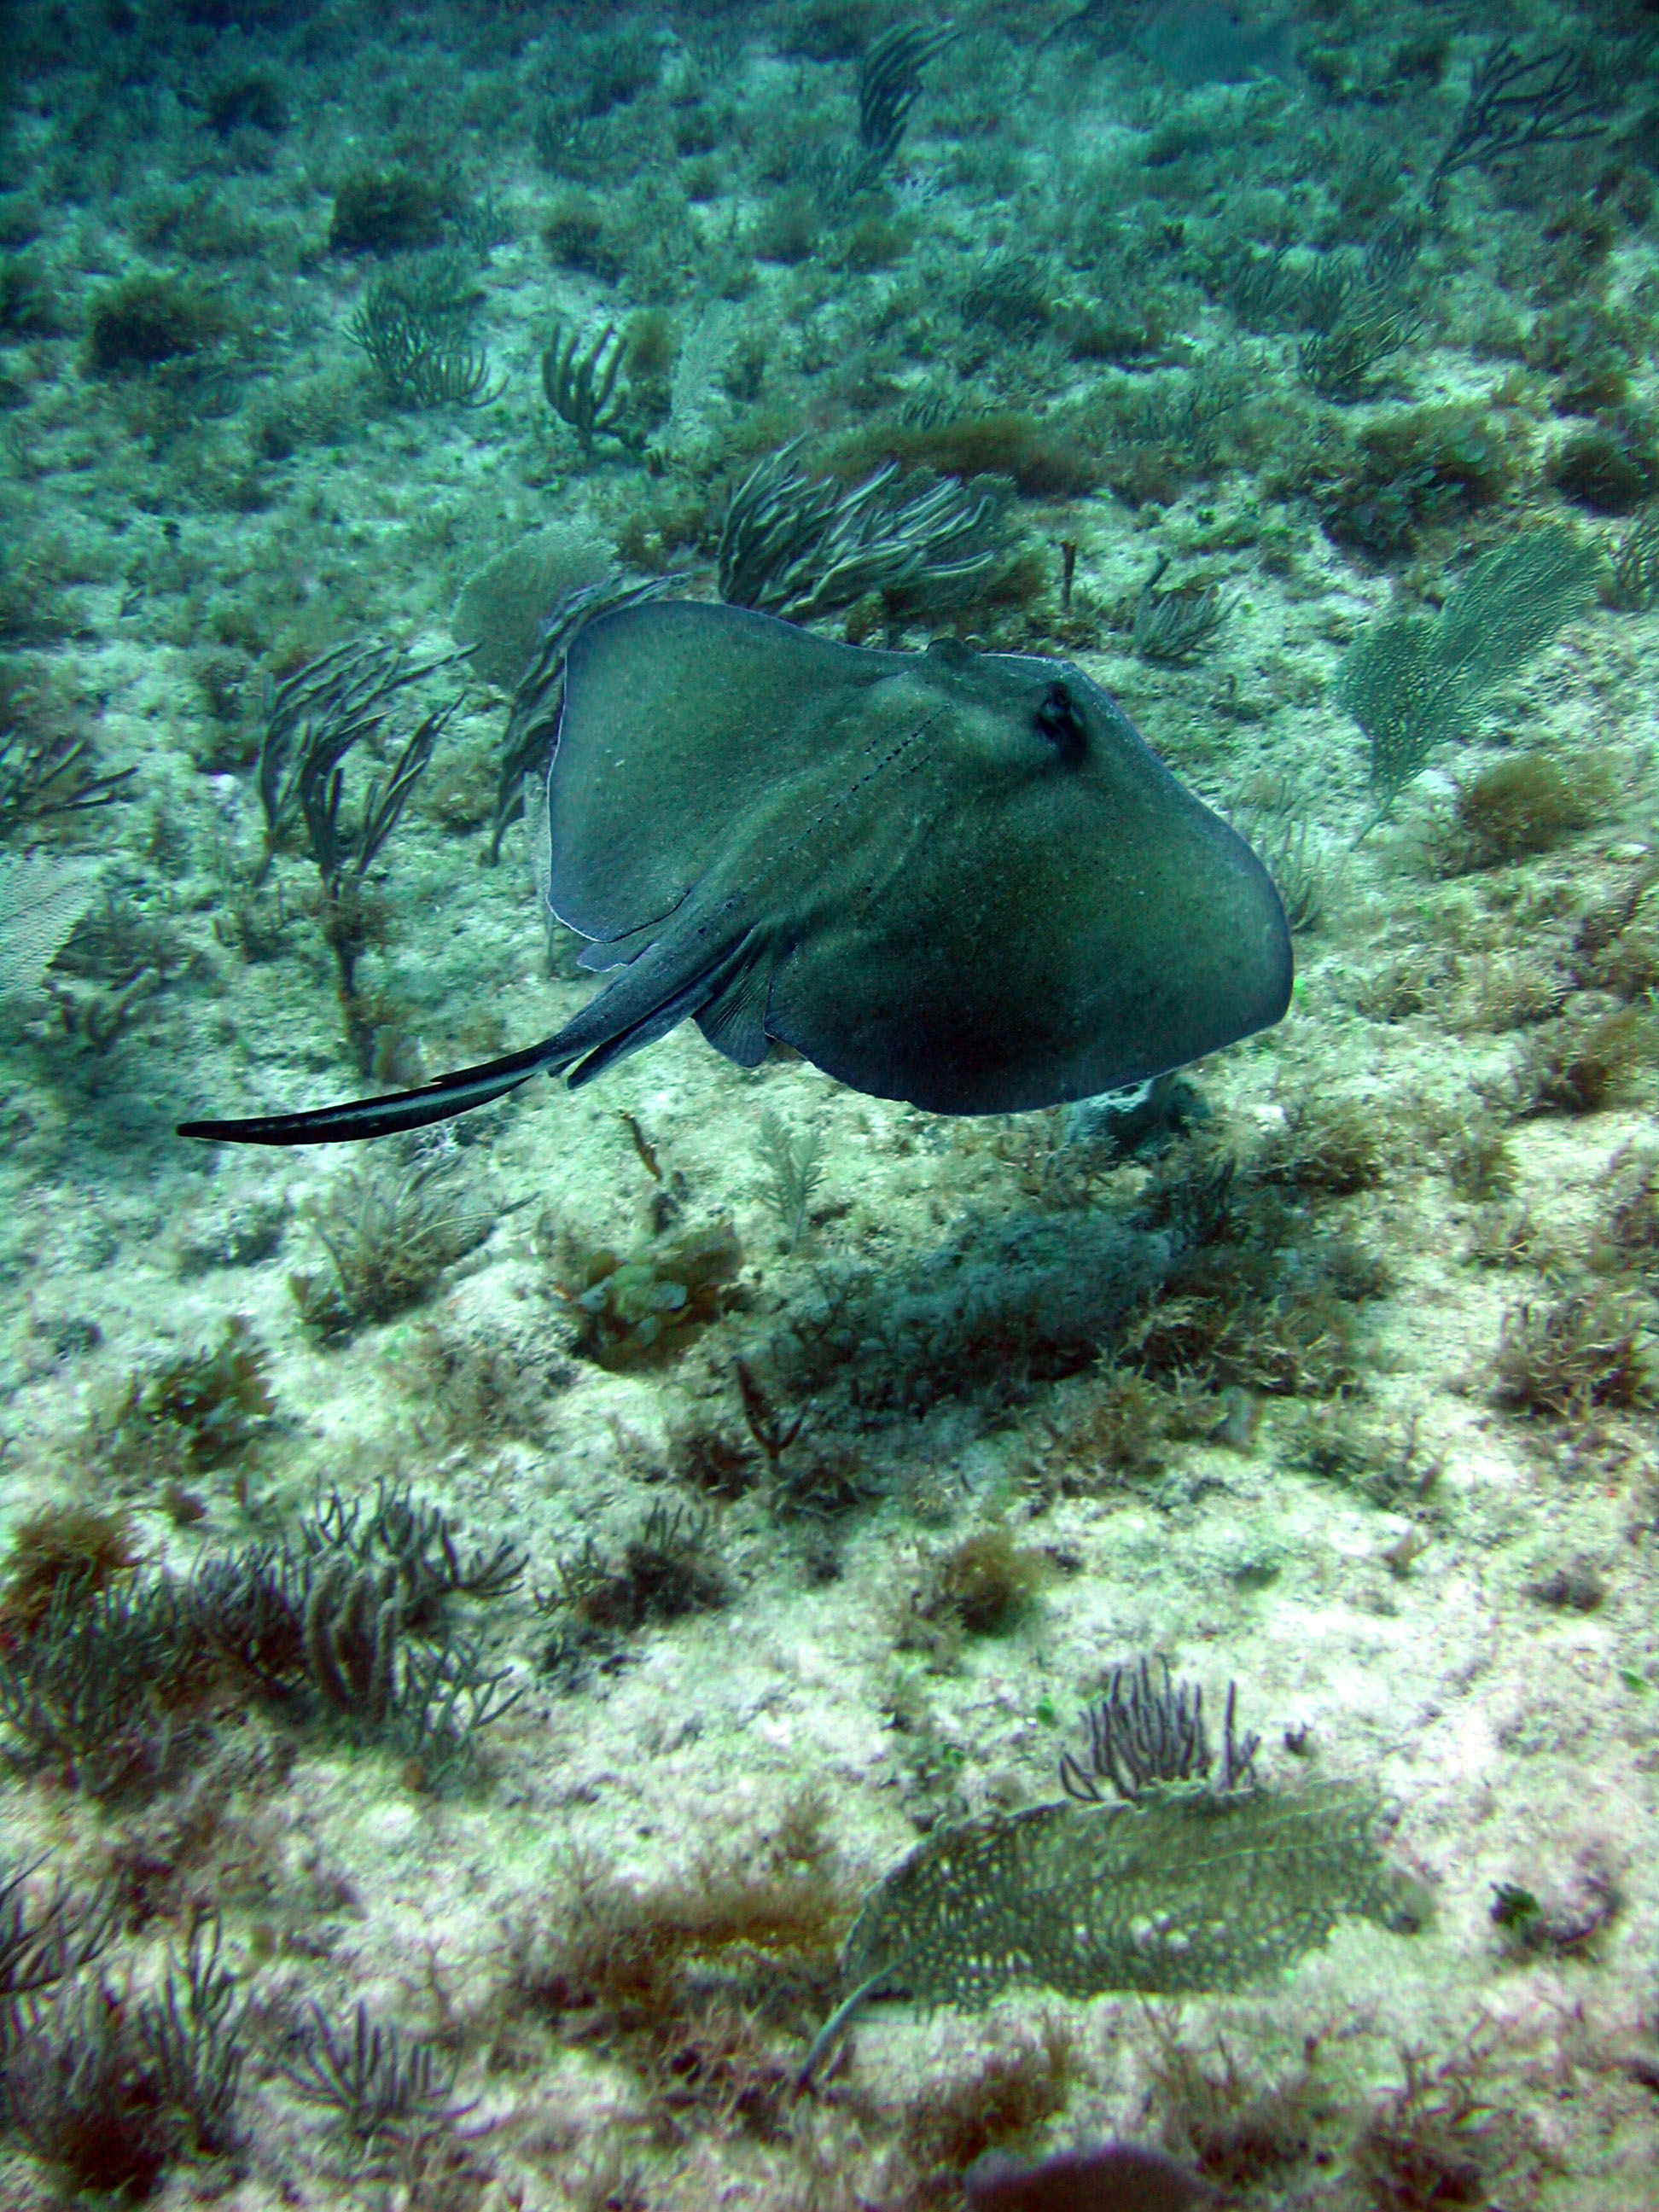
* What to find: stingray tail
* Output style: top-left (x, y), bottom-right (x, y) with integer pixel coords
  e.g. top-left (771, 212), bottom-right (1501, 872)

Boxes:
top-left (178, 922), bottom-right (764, 1148)
top-left (177, 1033), bottom-right (567, 1146)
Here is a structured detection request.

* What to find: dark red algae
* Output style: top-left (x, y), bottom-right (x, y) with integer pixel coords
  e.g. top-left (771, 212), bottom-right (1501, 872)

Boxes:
top-left (962, 2140), bottom-right (1220, 2212)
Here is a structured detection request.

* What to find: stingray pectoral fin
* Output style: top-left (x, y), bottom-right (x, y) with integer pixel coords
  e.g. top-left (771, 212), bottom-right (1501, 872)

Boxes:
top-left (177, 1033), bottom-right (565, 1146)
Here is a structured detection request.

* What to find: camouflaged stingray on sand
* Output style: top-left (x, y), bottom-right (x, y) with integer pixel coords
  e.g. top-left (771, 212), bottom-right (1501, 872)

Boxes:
top-left (180, 601), bottom-right (1291, 1146)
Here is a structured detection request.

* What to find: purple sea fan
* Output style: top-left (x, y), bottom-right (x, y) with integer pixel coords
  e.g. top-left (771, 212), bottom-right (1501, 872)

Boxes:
top-left (0, 852), bottom-right (102, 999)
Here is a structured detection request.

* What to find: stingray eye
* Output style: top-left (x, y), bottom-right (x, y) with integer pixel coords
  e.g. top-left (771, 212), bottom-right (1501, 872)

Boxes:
top-left (1033, 681), bottom-right (1086, 765)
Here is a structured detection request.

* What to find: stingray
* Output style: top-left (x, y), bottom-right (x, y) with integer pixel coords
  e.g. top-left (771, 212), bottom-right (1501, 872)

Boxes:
top-left (179, 602), bottom-right (1291, 1146)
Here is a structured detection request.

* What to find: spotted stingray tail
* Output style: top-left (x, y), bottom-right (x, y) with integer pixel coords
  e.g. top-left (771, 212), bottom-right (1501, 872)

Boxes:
top-left (177, 1033), bottom-right (565, 1146)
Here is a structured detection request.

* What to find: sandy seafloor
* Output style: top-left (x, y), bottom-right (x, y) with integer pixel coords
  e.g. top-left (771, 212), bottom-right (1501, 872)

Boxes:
top-left (1, 1), bottom-right (1657, 2206)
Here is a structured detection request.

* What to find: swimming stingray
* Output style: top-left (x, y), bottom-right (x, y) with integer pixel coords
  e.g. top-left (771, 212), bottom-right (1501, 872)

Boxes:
top-left (179, 601), bottom-right (1291, 1146)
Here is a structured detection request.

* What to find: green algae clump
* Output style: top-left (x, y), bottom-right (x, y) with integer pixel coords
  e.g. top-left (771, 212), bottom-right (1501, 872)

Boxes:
top-left (562, 1225), bottom-right (744, 1371)
top-left (87, 274), bottom-right (222, 375)
top-left (329, 168), bottom-right (446, 255)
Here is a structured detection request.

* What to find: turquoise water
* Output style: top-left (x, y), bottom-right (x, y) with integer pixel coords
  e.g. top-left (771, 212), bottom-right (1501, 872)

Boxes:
top-left (1, 5), bottom-right (1655, 2206)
